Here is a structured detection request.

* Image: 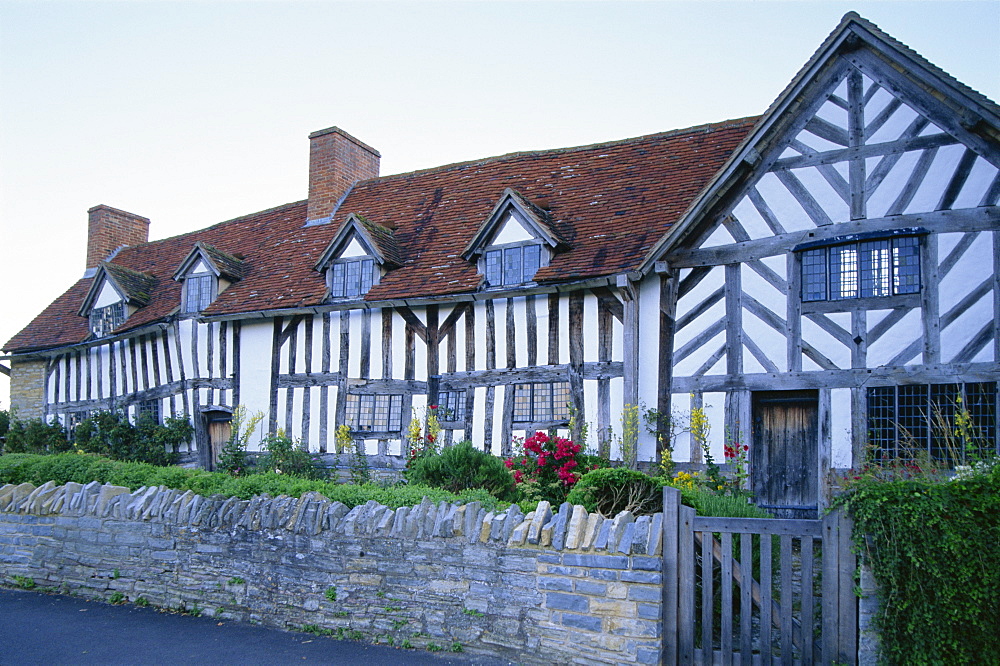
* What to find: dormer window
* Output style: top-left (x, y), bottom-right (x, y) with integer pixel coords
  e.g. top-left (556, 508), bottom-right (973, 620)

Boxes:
top-left (315, 214), bottom-right (402, 302)
top-left (462, 188), bottom-right (566, 290)
top-left (79, 263), bottom-right (154, 339)
top-left (484, 242), bottom-right (542, 287)
top-left (90, 302), bottom-right (126, 337)
top-left (183, 272), bottom-right (216, 313)
top-left (173, 242), bottom-right (245, 316)
top-left (329, 257), bottom-right (375, 299)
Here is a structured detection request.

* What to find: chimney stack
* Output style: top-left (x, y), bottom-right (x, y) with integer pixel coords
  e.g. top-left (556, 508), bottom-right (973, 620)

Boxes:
top-left (306, 126), bottom-right (380, 225)
top-left (86, 205), bottom-right (150, 270)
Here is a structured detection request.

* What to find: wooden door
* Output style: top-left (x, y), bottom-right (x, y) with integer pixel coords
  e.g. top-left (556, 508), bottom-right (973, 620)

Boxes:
top-left (208, 419), bottom-right (232, 470)
top-left (751, 391), bottom-right (819, 519)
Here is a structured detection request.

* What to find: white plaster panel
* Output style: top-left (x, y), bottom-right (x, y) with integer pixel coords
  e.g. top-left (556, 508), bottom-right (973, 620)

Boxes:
top-left (672, 329), bottom-right (725, 378)
top-left (936, 232), bottom-right (963, 263)
top-left (559, 295), bottom-right (570, 367)
top-left (670, 392), bottom-right (692, 463)
top-left (867, 103), bottom-right (918, 144)
top-left (312, 317), bottom-right (326, 377)
top-left (239, 321), bottom-right (276, 426)
top-left (793, 129), bottom-right (842, 154)
top-left (472, 386), bottom-right (487, 448)
top-left (392, 311), bottom-right (407, 379)
top-left (348, 311), bottom-right (362, 378)
top-left (863, 85), bottom-right (893, 122)
top-left (760, 254), bottom-right (786, 279)
top-left (866, 308), bottom-right (921, 367)
top-left (830, 388), bottom-right (853, 468)
top-left (865, 309), bottom-right (892, 330)
top-left (866, 150), bottom-right (921, 219)
top-left (941, 291), bottom-right (992, 363)
top-left (741, 263), bottom-right (786, 321)
top-left (472, 302), bottom-right (489, 371)
top-left (366, 311), bottom-right (383, 379)
top-left (340, 237), bottom-right (367, 258)
top-left (952, 156), bottom-right (999, 210)
top-left (512, 296), bottom-right (529, 369)
top-left (801, 355), bottom-right (821, 372)
top-left (637, 278), bottom-right (660, 409)
top-left (490, 214), bottom-right (533, 245)
top-left (326, 385), bottom-right (339, 450)
top-left (610, 375), bottom-right (623, 453)
top-left (704, 392), bottom-right (726, 461)
top-left (815, 99), bottom-right (847, 128)
top-left (918, 122), bottom-right (944, 137)
top-left (833, 161), bottom-right (849, 180)
top-left (731, 197), bottom-right (773, 241)
top-left (939, 232), bottom-right (992, 313)
top-left (413, 313), bottom-right (428, 379)
top-left (742, 310), bottom-right (785, 373)
top-left (779, 146), bottom-right (799, 159)
top-left (801, 317), bottom-right (850, 369)
top-left (673, 298), bottom-right (725, 352)
top-left (491, 298), bottom-right (508, 371)
top-left (491, 386), bottom-right (505, 451)
top-left (698, 222), bottom-right (736, 249)
top-left (94, 280), bottom-right (123, 308)
top-left (905, 144), bottom-right (967, 215)
top-left (797, 166), bottom-right (850, 223)
top-left (834, 75), bottom-right (849, 100)
top-left (305, 386), bottom-right (320, 449)
top-left (533, 297), bottom-right (549, 366)
top-left (825, 312), bottom-right (851, 332)
top-left (756, 172), bottom-right (815, 232)
top-left (582, 293), bottom-right (598, 367)
top-left (675, 266), bottom-right (724, 329)
top-left (197, 322), bottom-right (210, 378)
top-left (582, 377), bottom-right (598, 455)
top-left (742, 342), bottom-right (766, 374)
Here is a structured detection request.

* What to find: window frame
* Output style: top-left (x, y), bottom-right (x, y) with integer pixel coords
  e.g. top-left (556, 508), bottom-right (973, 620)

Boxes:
top-left (435, 390), bottom-right (467, 424)
top-left (136, 399), bottom-right (162, 425)
top-left (797, 230), bottom-right (924, 312)
top-left (328, 257), bottom-right (377, 300)
top-left (512, 381), bottom-right (572, 427)
top-left (182, 273), bottom-right (217, 314)
top-left (482, 241), bottom-right (544, 289)
top-left (866, 381), bottom-right (997, 465)
top-left (345, 393), bottom-right (403, 434)
top-left (89, 302), bottom-right (126, 338)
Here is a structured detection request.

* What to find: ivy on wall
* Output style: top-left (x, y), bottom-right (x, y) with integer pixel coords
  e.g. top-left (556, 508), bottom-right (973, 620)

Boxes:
top-left (838, 464), bottom-right (1000, 665)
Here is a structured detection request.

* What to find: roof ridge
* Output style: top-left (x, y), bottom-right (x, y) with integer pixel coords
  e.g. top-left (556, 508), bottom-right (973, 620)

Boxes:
top-left (359, 116), bottom-right (761, 186)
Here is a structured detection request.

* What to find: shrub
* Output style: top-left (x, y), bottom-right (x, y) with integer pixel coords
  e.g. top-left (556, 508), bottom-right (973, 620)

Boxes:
top-left (837, 460), bottom-right (1000, 665)
top-left (4, 418), bottom-right (71, 455)
top-left (504, 432), bottom-right (586, 505)
top-left (0, 408), bottom-right (10, 441)
top-left (566, 467), bottom-right (663, 516)
top-left (216, 406), bottom-right (263, 476)
top-left (74, 411), bottom-right (192, 466)
top-left (406, 441), bottom-right (516, 501)
top-left (257, 432), bottom-right (328, 480)
top-left (0, 453), bottom-right (507, 512)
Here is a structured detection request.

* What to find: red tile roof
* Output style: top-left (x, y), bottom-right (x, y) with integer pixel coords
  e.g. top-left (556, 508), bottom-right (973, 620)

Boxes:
top-left (5, 117), bottom-right (757, 353)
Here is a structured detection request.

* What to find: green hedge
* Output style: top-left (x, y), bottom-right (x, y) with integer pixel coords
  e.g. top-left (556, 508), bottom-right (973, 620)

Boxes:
top-left (0, 453), bottom-right (505, 511)
top-left (838, 463), bottom-right (1000, 665)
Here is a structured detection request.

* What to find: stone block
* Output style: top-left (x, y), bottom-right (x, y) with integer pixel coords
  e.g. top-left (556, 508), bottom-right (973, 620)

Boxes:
top-left (574, 580), bottom-right (606, 596)
top-left (564, 505), bottom-right (588, 550)
top-left (588, 568), bottom-right (619, 581)
top-left (605, 582), bottom-right (628, 600)
top-left (621, 570), bottom-right (661, 584)
top-left (594, 518), bottom-right (613, 550)
top-left (563, 553), bottom-right (629, 569)
top-left (637, 602), bottom-right (660, 620)
top-left (607, 617), bottom-right (659, 638)
top-left (628, 585), bottom-right (661, 602)
top-left (631, 556), bottom-right (662, 571)
top-left (539, 577), bottom-right (573, 592)
top-left (561, 612), bottom-right (602, 632)
top-left (550, 502), bottom-right (572, 550)
top-left (526, 501), bottom-right (551, 545)
top-left (636, 646), bottom-right (661, 664)
top-left (544, 592), bottom-right (588, 612)
top-left (478, 512), bottom-right (495, 543)
top-left (616, 522), bottom-right (636, 554)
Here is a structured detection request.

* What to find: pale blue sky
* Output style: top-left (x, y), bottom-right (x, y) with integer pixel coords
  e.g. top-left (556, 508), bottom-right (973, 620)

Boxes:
top-left (1, 1), bottom-right (998, 407)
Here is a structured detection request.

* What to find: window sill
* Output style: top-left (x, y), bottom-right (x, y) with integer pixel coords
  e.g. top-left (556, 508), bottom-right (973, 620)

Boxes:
top-left (801, 293), bottom-right (920, 314)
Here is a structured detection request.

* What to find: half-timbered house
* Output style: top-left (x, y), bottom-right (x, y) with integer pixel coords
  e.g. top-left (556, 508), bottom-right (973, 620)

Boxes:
top-left (5, 14), bottom-right (998, 510)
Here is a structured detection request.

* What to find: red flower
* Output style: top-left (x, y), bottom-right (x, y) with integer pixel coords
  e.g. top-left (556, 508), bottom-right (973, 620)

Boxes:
top-left (504, 459), bottom-right (513, 469)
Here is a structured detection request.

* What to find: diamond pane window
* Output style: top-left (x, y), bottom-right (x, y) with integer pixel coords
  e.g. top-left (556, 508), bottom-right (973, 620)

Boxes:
top-left (330, 259), bottom-right (375, 299)
top-left (89, 302), bottom-right (126, 337)
top-left (436, 391), bottom-right (466, 422)
top-left (801, 235), bottom-right (921, 303)
top-left (345, 393), bottom-right (403, 432)
top-left (183, 275), bottom-right (214, 313)
top-left (512, 382), bottom-right (571, 423)
top-left (484, 244), bottom-right (543, 288)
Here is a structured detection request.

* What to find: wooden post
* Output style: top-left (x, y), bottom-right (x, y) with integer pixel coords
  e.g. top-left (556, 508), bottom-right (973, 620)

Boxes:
top-left (662, 486), bottom-right (681, 665)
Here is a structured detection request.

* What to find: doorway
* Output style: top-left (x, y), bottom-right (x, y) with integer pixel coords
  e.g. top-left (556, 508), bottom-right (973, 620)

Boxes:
top-left (751, 390), bottom-right (819, 519)
top-left (203, 411), bottom-right (232, 471)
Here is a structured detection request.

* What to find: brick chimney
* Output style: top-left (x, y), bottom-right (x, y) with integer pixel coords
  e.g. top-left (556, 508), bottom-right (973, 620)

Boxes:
top-left (306, 126), bottom-right (380, 225)
top-left (87, 205), bottom-right (150, 269)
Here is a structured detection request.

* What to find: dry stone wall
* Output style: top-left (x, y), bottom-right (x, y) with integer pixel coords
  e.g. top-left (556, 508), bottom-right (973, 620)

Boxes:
top-left (0, 482), bottom-right (663, 665)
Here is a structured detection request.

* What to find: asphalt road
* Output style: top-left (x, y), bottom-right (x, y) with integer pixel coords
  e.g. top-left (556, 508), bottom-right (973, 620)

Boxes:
top-left (0, 588), bottom-right (513, 665)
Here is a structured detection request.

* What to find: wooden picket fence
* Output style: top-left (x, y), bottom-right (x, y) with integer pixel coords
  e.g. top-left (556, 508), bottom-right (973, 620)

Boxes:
top-left (661, 487), bottom-right (857, 665)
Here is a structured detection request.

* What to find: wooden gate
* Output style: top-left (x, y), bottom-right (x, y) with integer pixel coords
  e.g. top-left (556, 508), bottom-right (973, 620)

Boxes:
top-left (662, 487), bottom-right (857, 665)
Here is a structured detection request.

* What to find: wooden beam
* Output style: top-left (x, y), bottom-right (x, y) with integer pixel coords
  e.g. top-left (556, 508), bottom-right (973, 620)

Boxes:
top-left (394, 306), bottom-right (427, 342)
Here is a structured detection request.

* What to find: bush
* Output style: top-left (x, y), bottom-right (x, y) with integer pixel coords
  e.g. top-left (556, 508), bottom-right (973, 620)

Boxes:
top-left (406, 441), bottom-right (516, 501)
top-left (837, 461), bottom-right (1000, 664)
top-left (4, 418), bottom-right (71, 455)
top-left (0, 453), bottom-right (508, 512)
top-left (566, 467), bottom-right (663, 516)
top-left (74, 411), bottom-right (192, 466)
top-left (257, 432), bottom-right (328, 480)
top-left (505, 431), bottom-right (587, 505)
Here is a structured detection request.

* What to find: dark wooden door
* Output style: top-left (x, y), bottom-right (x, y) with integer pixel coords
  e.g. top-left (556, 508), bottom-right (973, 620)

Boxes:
top-left (751, 391), bottom-right (819, 519)
top-left (208, 419), bottom-right (232, 470)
